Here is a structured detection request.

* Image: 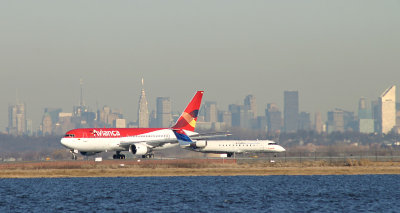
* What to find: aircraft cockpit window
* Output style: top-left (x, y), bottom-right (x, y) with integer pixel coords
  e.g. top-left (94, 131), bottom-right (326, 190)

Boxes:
top-left (64, 134), bottom-right (75, 138)
top-left (268, 143), bottom-right (276, 145)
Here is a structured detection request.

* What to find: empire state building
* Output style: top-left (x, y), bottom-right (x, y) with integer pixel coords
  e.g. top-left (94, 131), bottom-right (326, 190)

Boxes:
top-left (137, 78), bottom-right (149, 128)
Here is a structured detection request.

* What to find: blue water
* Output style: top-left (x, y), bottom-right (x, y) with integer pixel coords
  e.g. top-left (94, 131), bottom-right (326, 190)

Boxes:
top-left (0, 175), bottom-right (399, 212)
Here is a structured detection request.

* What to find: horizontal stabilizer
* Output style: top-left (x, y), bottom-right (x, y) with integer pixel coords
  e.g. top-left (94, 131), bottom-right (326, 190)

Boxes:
top-left (189, 132), bottom-right (231, 140)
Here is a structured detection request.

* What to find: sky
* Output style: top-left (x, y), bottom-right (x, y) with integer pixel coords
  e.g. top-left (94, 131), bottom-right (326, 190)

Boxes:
top-left (1, 1), bottom-right (400, 131)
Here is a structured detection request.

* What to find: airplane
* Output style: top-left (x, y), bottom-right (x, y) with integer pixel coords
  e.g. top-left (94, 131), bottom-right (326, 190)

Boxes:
top-left (61, 91), bottom-right (210, 160)
top-left (173, 129), bottom-right (286, 157)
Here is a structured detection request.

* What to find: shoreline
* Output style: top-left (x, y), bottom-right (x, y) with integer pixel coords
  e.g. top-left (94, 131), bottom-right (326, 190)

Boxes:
top-left (1, 159), bottom-right (400, 178)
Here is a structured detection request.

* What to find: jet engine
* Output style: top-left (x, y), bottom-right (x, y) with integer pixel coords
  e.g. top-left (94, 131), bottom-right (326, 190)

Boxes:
top-left (129, 144), bottom-right (148, 156)
top-left (194, 140), bottom-right (207, 148)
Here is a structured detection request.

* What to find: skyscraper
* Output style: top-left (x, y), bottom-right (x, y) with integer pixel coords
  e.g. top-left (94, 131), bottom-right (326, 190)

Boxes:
top-left (243, 95), bottom-right (257, 129)
top-left (371, 100), bottom-right (380, 133)
top-left (284, 91), bottom-right (299, 133)
top-left (327, 109), bottom-right (344, 133)
top-left (314, 112), bottom-right (323, 133)
top-left (156, 97), bottom-right (172, 127)
top-left (244, 95), bottom-right (257, 119)
top-left (137, 78), bottom-right (149, 128)
top-left (229, 104), bottom-right (244, 127)
top-left (8, 103), bottom-right (27, 135)
top-left (358, 97), bottom-right (374, 133)
top-left (379, 85), bottom-right (396, 134)
top-left (218, 111), bottom-right (232, 128)
top-left (42, 113), bottom-right (53, 135)
top-left (204, 101), bottom-right (218, 123)
top-left (73, 79), bottom-right (88, 118)
top-left (265, 103), bottom-right (282, 134)
top-left (298, 112), bottom-right (311, 131)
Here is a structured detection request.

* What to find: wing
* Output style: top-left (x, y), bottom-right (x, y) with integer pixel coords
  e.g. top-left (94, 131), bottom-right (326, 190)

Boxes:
top-left (119, 138), bottom-right (179, 149)
top-left (189, 132), bottom-right (231, 140)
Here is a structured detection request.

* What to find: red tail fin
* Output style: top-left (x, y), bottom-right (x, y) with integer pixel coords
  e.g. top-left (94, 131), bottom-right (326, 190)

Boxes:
top-left (172, 91), bottom-right (204, 131)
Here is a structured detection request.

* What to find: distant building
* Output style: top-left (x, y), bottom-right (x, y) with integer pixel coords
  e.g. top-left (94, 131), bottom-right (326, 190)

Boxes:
top-left (256, 116), bottom-right (268, 131)
top-left (149, 110), bottom-right (157, 128)
top-left (137, 78), bottom-right (149, 128)
top-left (44, 108), bottom-right (62, 124)
top-left (229, 104), bottom-right (243, 127)
top-left (327, 108), bottom-right (356, 132)
top-left (359, 119), bottom-right (374, 134)
top-left (218, 111), bottom-right (232, 128)
top-left (204, 101), bottom-right (218, 123)
top-left (358, 98), bottom-right (373, 119)
top-left (243, 95), bottom-right (257, 129)
top-left (97, 106), bottom-right (123, 127)
top-left (284, 91), bottom-right (299, 133)
top-left (397, 103), bottom-right (400, 128)
top-left (8, 102), bottom-right (27, 135)
top-left (42, 113), bottom-right (53, 135)
top-left (379, 85), bottom-right (396, 134)
top-left (314, 112), bottom-right (323, 134)
top-left (54, 112), bottom-right (74, 135)
top-left (298, 112), bottom-right (311, 131)
top-left (156, 97), bottom-right (172, 128)
top-left (327, 109), bottom-right (344, 133)
top-left (114, 119), bottom-right (126, 128)
top-left (343, 110), bottom-right (357, 131)
top-left (358, 97), bottom-right (374, 133)
top-left (265, 103), bottom-right (282, 134)
top-left (26, 119), bottom-right (33, 136)
top-left (72, 79), bottom-right (94, 128)
top-left (244, 95), bottom-right (257, 119)
top-left (98, 106), bottom-right (111, 124)
top-left (371, 100), bottom-right (380, 133)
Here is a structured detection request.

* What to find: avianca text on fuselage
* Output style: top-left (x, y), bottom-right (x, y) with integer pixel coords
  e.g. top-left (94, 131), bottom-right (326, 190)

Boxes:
top-left (92, 129), bottom-right (121, 137)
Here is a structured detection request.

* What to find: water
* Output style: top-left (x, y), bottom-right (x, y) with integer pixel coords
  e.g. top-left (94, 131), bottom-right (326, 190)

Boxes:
top-left (0, 175), bottom-right (399, 212)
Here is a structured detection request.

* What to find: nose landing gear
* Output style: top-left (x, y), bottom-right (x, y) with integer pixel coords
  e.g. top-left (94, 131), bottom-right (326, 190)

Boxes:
top-left (70, 150), bottom-right (78, 160)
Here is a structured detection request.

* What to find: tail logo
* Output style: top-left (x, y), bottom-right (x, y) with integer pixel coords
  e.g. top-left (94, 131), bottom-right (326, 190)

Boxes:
top-left (171, 91), bottom-right (203, 131)
top-left (181, 110), bottom-right (199, 128)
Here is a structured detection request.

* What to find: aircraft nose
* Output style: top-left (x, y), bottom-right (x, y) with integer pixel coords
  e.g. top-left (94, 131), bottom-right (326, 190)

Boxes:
top-left (60, 138), bottom-right (70, 148)
top-left (278, 146), bottom-right (286, 152)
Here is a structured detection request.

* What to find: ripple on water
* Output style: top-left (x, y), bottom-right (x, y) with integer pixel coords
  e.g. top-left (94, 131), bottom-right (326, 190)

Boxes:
top-left (0, 175), bottom-right (400, 212)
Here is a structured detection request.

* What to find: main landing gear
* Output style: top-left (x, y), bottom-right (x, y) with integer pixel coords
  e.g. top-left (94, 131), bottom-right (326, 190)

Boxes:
top-left (141, 153), bottom-right (154, 159)
top-left (113, 151), bottom-right (126, 159)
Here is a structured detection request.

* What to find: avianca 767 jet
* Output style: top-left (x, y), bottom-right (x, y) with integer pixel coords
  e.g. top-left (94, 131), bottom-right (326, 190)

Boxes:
top-left (61, 91), bottom-right (207, 160)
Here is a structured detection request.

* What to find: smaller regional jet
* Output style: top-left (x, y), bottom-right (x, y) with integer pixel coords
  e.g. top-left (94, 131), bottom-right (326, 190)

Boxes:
top-left (174, 129), bottom-right (285, 157)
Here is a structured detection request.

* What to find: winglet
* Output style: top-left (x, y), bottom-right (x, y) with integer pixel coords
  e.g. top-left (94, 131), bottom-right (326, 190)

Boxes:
top-left (171, 91), bottom-right (204, 131)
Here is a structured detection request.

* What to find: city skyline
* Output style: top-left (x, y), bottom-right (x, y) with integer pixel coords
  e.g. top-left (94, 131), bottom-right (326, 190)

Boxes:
top-left (4, 83), bottom-right (400, 136)
top-left (1, 1), bottom-right (400, 130)
top-left (3, 82), bottom-right (400, 132)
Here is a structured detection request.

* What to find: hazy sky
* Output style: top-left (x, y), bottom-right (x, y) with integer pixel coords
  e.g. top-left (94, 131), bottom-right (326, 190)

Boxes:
top-left (1, 1), bottom-right (400, 131)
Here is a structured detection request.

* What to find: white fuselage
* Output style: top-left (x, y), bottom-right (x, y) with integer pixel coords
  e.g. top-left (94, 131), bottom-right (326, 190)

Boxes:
top-left (61, 129), bottom-right (178, 152)
top-left (191, 140), bottom-right (285, 153)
